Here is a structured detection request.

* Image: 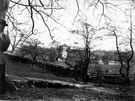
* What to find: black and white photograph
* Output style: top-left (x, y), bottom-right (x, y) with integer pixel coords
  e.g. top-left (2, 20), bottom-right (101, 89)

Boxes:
top-left (0, 0), bottom-right (135, 100)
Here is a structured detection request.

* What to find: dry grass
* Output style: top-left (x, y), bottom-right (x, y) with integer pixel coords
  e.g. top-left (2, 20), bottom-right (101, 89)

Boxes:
top-left (1, 55), bottom-right (135, 100)
top-left (2, 85), bottom-right (135, 100)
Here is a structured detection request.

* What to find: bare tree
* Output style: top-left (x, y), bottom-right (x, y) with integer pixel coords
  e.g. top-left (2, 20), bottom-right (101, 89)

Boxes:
top-left (71, 20), bottom-right (100, 81)
top-left (7, 0), bottom-right (133, 54)
top-left (107, 7), bottom-right (134, 84)
top-left (8, 28), bottom-right (39, 53)
top-left (73, 0), bottom-right (123, 25)
top-left (7, 0), bottom-right (127, 40)
top-left (17, 38), bottom-right (43, 61)
top-left (7, 0), bottom-right (66, 45)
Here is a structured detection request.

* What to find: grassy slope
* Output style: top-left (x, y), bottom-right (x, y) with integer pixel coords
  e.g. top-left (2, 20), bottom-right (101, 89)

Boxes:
top-left (5, 56), bottom-right (74, 82)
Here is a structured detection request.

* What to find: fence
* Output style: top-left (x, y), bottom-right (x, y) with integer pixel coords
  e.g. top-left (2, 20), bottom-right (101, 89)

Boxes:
top-left (88, 72), bottom-right (135, 80)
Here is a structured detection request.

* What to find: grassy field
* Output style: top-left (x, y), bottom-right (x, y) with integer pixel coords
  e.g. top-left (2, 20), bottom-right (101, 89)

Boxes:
top-left (88, 64), bottom-right (135, 74)
top-left (1, 54), bottom-right (135, 100)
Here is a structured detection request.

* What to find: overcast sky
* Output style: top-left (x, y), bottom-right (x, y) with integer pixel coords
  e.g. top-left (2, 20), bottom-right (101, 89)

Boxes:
top-left (9, 0), bottom-right (135, 51)
top-left (43, 0), bottom-right (134, 50)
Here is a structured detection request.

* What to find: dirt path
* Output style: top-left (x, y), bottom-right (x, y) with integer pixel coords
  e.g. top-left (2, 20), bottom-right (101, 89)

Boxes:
top-left (4, 74), bottom-right (135, 101)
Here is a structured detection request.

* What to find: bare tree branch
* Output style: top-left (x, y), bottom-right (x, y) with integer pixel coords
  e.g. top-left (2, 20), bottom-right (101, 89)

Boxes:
top-left (72, 0), bottom-right (80, 25)
top-left (8, 0), bottom-right (65, 43)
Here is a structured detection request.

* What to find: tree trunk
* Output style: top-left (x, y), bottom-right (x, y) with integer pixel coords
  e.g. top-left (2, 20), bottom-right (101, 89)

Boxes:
top-left (81, 57), bottom-right (90, 82)
top-left (126, 62), bottom-right (130, 85)
top-left (0, 65), bottom-right (5, 94)
top-left (0, 0), bottom-right (9, 95)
